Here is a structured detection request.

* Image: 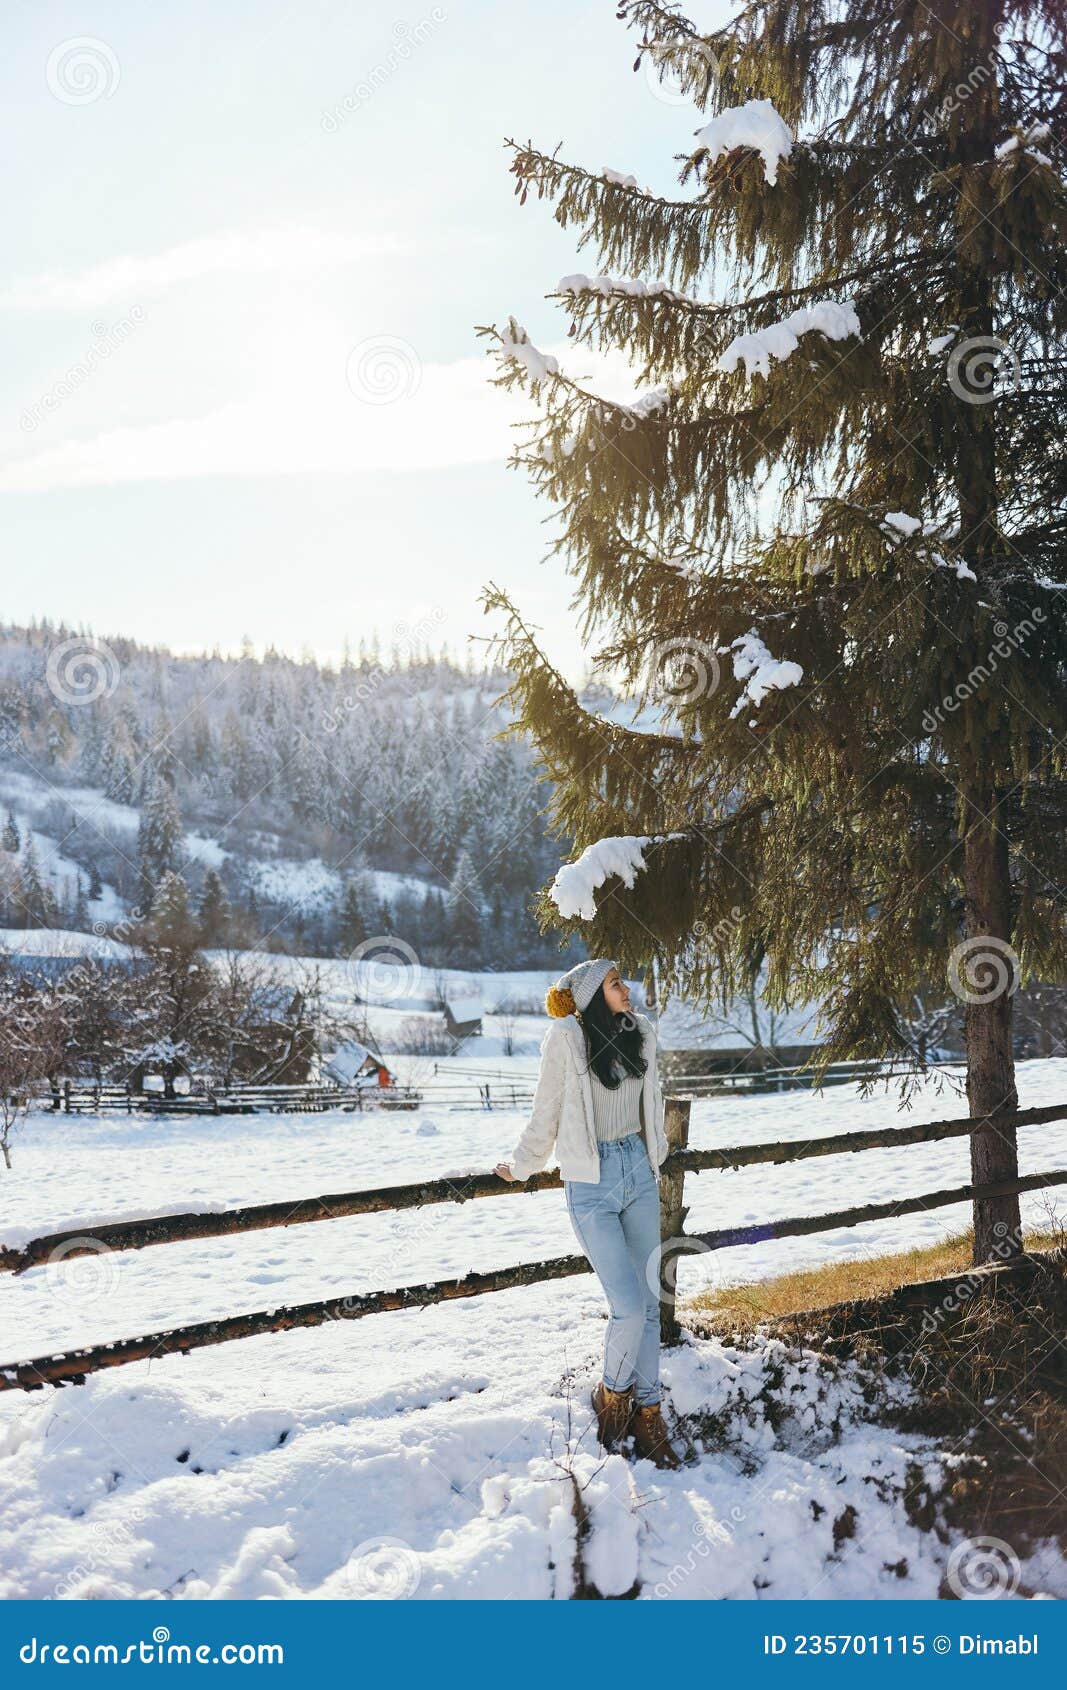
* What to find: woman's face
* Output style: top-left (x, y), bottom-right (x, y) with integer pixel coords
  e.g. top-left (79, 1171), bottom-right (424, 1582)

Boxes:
top-left (601, 968), bottom-right (631, 1015)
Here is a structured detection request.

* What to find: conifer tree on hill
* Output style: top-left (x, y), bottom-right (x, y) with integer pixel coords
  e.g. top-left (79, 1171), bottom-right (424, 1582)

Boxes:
top-left (483, 0), bottom-right (1067, 1262)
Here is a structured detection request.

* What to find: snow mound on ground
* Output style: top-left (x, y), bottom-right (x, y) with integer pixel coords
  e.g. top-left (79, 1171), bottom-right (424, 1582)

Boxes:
top-left (3, 1319), bottom-right (1064, 1600)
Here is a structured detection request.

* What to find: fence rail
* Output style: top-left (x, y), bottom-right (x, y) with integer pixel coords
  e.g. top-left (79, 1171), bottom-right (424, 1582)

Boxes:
top-left (32, 1080), bottom-right (422, 1115)
top-left (29, 1056), bottom-right (964, 1116)
top-left (2, 1098), bottom-right (1065, 1392)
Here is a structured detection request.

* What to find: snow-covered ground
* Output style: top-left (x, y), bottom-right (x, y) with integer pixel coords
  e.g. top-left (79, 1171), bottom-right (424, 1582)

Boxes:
top-left (1, 1061), bottom-right (1065, 1599)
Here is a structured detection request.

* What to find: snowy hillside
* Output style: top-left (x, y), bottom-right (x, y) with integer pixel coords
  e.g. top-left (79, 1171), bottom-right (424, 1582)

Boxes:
top-left (0, 628), bottom-right (581, 968)
top-left (1, 1061), bottom-right (1065, 1599)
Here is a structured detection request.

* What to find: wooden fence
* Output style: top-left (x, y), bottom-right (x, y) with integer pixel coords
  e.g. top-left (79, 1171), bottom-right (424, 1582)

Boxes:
top-left (32, 1056), bottom-right (956, 1117)
top-left (2, 1098), bottom-right (1066, 1393)
top-left (35, 1079), bottom-right (422, 1115)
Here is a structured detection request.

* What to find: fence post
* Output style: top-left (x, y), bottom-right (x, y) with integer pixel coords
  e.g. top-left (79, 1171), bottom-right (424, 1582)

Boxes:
top-left (658, 1095), bottom-right (691, 1346)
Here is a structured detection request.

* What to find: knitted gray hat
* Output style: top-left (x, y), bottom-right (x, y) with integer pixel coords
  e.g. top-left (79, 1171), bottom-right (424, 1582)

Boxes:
top-left (550, 958), bottom-right (616, 1015)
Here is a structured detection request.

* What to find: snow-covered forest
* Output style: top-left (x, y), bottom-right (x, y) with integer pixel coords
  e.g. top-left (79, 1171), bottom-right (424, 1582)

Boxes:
top-left (0, 622), bottom-right (585, 968)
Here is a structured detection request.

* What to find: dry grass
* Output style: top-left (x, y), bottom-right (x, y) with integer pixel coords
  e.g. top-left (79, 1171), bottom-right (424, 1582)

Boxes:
top-left (684, 1230), bottom-right (1067, 1571)
top-left (684, 1227), bottom-right (1062, 1334)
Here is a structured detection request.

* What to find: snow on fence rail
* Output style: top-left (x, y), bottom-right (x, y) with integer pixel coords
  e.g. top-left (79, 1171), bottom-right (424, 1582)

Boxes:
top-left (2, 1099), bottom-right (1066, 1393)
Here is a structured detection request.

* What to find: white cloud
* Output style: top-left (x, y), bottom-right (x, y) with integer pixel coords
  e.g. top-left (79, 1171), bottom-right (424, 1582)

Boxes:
top-left (0, 227), bottom-right (406, 312)
top-left (1, 216), bottom-right (647, 489)
top-left (0, 355), bottom-right (523, 488)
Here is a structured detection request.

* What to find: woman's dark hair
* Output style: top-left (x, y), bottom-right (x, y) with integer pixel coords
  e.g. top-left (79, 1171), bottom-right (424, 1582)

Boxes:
top-left (578, 983), bottom-right (647, 1088)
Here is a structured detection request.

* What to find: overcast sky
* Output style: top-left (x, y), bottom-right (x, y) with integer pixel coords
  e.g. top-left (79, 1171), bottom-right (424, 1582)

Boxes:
top-left (3, 0), bottom-right (729, 680)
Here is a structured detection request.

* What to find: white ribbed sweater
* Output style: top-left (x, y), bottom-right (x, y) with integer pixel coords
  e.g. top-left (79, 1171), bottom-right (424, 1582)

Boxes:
top-left (588, 1068), bottom-right (643, 1141)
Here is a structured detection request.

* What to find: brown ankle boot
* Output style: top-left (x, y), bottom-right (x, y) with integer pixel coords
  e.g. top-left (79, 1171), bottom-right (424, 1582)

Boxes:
top-left (631, 1401), bottom-right (682, 1470)
top-left (591, 1381), bottom-right (635, 1451)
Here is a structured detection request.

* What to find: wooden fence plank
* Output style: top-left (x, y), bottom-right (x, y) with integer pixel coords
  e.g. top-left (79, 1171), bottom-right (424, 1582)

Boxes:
top-left (677, 1101), bottom-right (1067, 1172)
top-left (686, 1167), bottom-right (1067, 1253)
top-left (3, 1165), bottom-right (1067, 1392)
top-left (0, 1254), bottom-right (594, 1393)
top-left (0, 1168), bottom-right (566, 1275)
top-left (4, 1101), bottom-right (1064, 1276)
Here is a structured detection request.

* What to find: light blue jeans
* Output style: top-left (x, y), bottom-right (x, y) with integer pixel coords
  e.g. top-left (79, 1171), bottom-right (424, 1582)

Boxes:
top-left (564, 1131), bottom-right (662, 1406)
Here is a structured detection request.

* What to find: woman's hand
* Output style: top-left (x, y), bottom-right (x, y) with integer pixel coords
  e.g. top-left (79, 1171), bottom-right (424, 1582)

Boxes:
top-left (494, 1162), bottom-right (518, 1182)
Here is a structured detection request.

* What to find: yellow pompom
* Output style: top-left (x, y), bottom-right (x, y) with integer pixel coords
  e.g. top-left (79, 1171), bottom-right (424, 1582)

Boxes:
top-left (545, 986), bottom-right (576, 1019)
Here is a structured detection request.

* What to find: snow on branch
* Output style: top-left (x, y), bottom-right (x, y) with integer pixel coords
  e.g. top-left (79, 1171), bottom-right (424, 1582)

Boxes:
top-left (498, 318), bottom-right (560, 386)
top-left (556, 272), bottom-right (695, 305)
top-left (550, 833), bottom-right (683, 921)
top-left (695, 98), bottom-right (793, 185)
top-left (994, 123), bottom-right (1053, 168)
top-left (601, 166), bottom-right (641, 190)
top-left (718, 300), bottom-right (861, 379)
top-left (880, 511), bottom-right (976, 581)
top-left (729, 633), bottom-right (803, 719)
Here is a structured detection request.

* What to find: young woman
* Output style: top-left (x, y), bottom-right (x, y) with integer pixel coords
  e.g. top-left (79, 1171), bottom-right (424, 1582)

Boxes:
top-left (495, 959), bottom-right (681, 1470)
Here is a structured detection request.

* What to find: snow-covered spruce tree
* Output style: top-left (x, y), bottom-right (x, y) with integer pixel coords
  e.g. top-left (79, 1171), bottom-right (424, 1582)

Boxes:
top-left (483, 0), bottom-right (1067, 1262)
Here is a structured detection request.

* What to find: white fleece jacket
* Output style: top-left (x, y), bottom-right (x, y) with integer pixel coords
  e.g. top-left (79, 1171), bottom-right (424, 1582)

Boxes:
top-left (506, 1011), bottom-right (668, 1185)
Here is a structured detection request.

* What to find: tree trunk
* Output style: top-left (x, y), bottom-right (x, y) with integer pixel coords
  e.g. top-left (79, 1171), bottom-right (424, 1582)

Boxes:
top-left (658, 1096), bottom-right (691, 1345)
top-left (952, 44), bottom-right (1017, 1264)
top-left (963, 806), bottom-right (1021, 1264)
